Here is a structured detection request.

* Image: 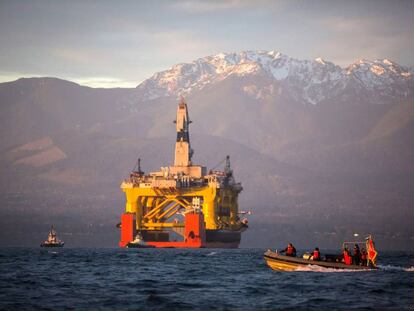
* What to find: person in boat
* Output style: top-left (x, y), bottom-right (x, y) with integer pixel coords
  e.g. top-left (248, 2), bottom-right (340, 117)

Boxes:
top-left (312, 247), bottom-right (321, 261)
top-left (353, 244), bottom-right (361, 265)
top-left (343, 246), bottom-right (352, 265)
top-left (360, 248), bottom-right (367, 266)
top-left (280, 243), bottom-right (297, 257)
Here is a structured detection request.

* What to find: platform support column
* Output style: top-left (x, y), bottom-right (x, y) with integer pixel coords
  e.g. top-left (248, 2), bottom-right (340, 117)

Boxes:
top-left (184, 213), bottom-right (206, 247)
top-left (119, 213), bottom-right (135, 247)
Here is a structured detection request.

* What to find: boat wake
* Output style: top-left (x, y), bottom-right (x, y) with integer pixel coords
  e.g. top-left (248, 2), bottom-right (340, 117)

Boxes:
top-left (377, 264), bottom-right (414, 272)
top-left (206, 252), bottom-right (217, 256)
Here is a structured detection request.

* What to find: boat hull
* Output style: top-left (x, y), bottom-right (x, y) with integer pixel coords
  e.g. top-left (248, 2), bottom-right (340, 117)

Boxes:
top-left (121, 213), bottom-right (245, 248)
top-left (126, 242), bottom-right (156, 248)
top-left (40, 243), bottom-right (64, 248)
top-left (264, 250), bottom-right (375, 271)
top-left (145, 230), bottom-right (242, 248)
top-left (205, 229), bottom-right (241, 248)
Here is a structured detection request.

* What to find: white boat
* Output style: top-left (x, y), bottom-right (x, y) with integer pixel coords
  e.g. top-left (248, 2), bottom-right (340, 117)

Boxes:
top-left (126, 232), bottom-right (155, 248)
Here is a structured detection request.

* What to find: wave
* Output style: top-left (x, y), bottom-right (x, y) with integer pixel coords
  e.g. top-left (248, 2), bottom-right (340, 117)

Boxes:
top-left (293, 264), bottom-right (414, 273)
top-left (206, 252), bottom-right (217, 256)
top-left (378, 264), bottom-right (414, 272)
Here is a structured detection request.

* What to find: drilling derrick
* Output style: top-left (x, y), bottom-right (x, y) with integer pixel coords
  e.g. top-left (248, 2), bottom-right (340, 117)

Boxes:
top-left (119, 99), bottom-right (248, 248)
top-left (174, 100), bottom-right (193, 167)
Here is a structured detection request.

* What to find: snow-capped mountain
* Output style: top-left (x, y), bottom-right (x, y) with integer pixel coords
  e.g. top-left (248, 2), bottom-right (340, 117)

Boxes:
top-left (136, 50), bottom-right (414, 105)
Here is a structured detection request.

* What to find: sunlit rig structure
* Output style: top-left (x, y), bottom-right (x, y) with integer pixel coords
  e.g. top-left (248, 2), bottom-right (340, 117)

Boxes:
top-left (118, 98), bottom-right (249, 248)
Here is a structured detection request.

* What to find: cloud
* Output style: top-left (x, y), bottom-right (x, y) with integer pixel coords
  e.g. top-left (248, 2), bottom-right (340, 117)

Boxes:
top-left (52, 49), bottom-right (109, 65)
top-left (0, 1), bottom-right (413, 87)
top-left (71, 76), bottom-right (136, 88)
top-left (319, 17), bottom-right (372, 33)
top-left (170, 0), bottom-right (251, 13)
top-left (0, 70), bottom-right (136, 88)
top-left (0, 71), bottom-right (43, 84)
top-left (314, 16), bottom-right (414, 66)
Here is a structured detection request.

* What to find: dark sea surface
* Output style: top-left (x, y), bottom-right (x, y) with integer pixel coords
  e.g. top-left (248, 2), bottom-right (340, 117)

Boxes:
top-left (0, 248), bottom-right (413, 310)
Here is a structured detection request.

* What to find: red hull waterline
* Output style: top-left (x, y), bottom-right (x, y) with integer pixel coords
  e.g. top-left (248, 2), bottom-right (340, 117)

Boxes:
top-left (119, 212), bottom-right (241, 248)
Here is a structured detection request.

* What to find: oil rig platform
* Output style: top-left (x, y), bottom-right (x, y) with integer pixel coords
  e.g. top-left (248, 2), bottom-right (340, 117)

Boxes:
top-left (119, 99), bottom-right (248, 248)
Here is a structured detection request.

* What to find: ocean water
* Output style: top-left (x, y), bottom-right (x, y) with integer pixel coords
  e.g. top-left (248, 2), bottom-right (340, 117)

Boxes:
top-left (0, 248), bottom-right (413, 310)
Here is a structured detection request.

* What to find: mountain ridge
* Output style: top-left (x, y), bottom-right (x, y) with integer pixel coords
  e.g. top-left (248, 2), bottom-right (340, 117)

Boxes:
top-left (0, 51), bottom-right (413, 248)
top-left (136, 50), bottom-right (414, 105)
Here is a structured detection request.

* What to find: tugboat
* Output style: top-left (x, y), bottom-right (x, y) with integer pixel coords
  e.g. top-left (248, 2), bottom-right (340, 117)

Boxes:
top-left (40, 225), bottom-right (64, 247)
top-left (126, 232), bottom-right (155, 248)
top-left (264, 235), bottom-right (378, 271)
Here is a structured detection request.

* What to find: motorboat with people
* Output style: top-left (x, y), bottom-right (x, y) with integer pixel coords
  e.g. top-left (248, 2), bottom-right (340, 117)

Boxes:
top-left (40, 225), bottom-right (64, 247)
top-left (126, 232), bottom-right (156, 248)
top-left (264, 235), bottom-right (378, 271)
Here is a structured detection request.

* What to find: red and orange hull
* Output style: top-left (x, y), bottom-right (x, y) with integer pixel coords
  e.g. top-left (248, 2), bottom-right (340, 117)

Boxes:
top-left (119, 212), bottom-right (242, 248)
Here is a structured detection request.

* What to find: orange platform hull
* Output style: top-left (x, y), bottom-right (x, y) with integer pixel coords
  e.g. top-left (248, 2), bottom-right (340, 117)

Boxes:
top-left (119, 212), bottom-right (241, 248)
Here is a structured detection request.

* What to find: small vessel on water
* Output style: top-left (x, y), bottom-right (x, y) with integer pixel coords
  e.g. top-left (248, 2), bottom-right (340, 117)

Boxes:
top-left (264, 236), bottom-right (378, 271)
top-left (40, 225), bottom-right (64, 247)
top-left (126, 232), bottom-right (155, 248)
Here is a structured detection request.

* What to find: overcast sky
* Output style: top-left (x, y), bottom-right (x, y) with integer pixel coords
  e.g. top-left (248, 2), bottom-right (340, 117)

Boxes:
top-left (0, 0), bottom-right (413, 88)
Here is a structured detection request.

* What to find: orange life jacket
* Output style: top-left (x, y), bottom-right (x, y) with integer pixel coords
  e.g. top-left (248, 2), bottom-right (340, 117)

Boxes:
top-left (313, 250), bottom-right (320, 260)
top-left (286, 245), bottom-right (294, 255)
top-left (343, 250), bottom-right (352, 265)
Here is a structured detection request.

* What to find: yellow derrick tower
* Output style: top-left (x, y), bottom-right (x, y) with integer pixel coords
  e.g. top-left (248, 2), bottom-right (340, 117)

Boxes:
top-left (119, 98), bottom-right (248, 248)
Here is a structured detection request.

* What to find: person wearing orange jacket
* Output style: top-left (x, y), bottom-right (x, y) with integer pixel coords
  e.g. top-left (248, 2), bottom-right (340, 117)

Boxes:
top-left (343, 246), bottom-right (352, 265)
top-left (312, 247), bottom-right (321, 261)
top-left (280, 243), bottom-right (297, 257)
